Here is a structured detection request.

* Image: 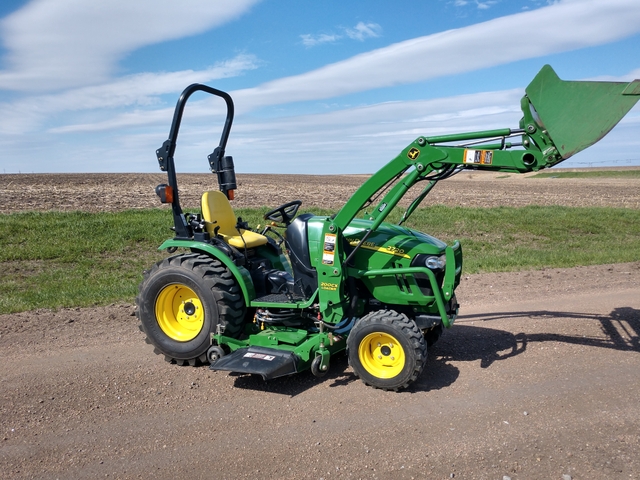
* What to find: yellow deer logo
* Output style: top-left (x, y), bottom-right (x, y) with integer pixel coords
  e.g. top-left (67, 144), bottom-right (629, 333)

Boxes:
top-left (407, 148), bottom-right (420, 160)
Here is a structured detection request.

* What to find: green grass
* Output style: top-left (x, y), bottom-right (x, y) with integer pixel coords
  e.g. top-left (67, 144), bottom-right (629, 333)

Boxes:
top-left (2, 205), bottom-right (639, 314)
top-left (399, 205), bottom-right (640, 273)
top-left (532, 170), bottom-right (640, 179)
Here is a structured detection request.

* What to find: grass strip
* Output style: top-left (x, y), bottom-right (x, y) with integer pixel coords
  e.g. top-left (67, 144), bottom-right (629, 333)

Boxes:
top-left (1, 206), bottom-right (639, 314)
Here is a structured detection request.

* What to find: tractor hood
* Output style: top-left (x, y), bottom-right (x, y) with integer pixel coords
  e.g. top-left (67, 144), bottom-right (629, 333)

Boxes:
top-left (343, 218), bottom-right (447, 259)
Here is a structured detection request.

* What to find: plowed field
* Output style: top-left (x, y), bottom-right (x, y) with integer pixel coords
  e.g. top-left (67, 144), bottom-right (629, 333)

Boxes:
top-left (1, 169), bottom-right (639, 213)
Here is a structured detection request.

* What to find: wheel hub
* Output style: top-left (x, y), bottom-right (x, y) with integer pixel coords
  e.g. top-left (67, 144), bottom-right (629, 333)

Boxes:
top-left (358, 332), bottom-right (406, 379)
top-left (183, 301), bottom-right (196, 316)
top-left (155, 284), bottom-right (204, 342)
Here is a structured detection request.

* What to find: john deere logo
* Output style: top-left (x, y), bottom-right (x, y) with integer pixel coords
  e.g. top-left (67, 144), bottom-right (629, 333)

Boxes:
top-left (407, 148), bottom-right (420, 160)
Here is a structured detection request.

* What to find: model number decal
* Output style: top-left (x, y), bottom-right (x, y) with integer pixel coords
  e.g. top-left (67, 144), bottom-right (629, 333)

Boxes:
top-left (320, 282), bottom-right (338, 291)
top-left (346, 238), bottom-right (409, 258)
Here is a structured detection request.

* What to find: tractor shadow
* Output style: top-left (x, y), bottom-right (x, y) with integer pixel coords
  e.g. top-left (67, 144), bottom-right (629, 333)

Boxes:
top-left (229, 306), bottom-right (640, 396)
top-left (410, 306), bottom-right (640, 392)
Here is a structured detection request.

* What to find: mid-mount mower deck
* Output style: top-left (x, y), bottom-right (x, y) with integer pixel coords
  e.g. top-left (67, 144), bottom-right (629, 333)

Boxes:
top-left (136, 65), bottom-right (639, 390)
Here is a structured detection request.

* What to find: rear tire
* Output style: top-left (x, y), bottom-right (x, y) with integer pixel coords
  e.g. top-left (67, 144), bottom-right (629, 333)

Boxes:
top-left (347, 310), bottom-right (427, 391)
top-left (136, 253), bottom-right (245, 366)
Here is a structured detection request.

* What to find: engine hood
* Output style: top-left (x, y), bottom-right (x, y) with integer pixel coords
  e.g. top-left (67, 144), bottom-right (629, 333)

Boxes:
top-left (343, 218), bottom-right (447, 258)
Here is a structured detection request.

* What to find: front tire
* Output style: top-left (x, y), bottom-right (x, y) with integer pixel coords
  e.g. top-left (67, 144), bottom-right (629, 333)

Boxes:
top-left (347, 310), bottom-right (427, 391)
top-left (136, 253), bottom-right (245, 366)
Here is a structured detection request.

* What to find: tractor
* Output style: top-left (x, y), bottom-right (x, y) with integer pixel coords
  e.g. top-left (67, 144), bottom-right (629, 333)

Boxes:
top-left (136, 65), bottom-right (639, 390)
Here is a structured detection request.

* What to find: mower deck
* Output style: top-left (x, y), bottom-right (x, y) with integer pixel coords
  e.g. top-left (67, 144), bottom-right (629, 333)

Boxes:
top-left (209, 346), bottom-right (299, 380)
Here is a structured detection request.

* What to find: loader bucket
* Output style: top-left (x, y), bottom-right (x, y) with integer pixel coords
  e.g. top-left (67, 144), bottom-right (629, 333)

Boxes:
top-left (525, 64), bottom-right (640, 159)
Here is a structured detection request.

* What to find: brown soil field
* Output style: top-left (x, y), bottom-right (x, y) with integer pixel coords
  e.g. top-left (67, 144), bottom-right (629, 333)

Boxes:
top-left (1, 169), bottom-right (639, 213)
top-left (1, 171), bottom-right (639, 479)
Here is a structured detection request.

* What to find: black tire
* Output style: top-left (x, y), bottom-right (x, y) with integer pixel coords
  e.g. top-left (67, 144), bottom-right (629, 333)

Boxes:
top-left (136, 253), bottom-right (245, 366)
top-left (423, 323), bottom-right (444, 347)
top-left (347, 310), bottom-right (427, 391)
top-left (310, 355), bottom-right (328, 378)
top-left (207, 346), bottom-right (226, 364)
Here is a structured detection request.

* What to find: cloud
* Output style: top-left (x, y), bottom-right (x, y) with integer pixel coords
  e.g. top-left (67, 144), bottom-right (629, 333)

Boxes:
top-left (0, 54), bottom-right (258, 134)
top-left (236, 0), bottom-right (640, 109)
top-left (0, 0), bottom-right (262, 91)
top-left (301, 22), bottom-right (382, 47)
top-left (2, 0), bottom-right (638, 175)
top-left (345, 22), bottom-right (382, 41)
top-left (137, 88), bottom-right (640, 174)
top-left (21, 0), bottom-right (640, 137)
top-left (454, 0), bottom-right (499, 9)
top-left (475, 1), bottom-right (498, 9)
top-left (63, 54), bottom-right (258, 110)
top-left (300, 33), bottom-right (341, 47)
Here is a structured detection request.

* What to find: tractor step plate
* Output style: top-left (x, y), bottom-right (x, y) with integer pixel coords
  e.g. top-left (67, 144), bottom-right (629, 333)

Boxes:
top-left (209, 346), bottom-right (299, 380)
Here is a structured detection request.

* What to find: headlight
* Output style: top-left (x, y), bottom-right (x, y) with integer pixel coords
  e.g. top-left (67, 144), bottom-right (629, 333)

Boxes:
top-left (424, 254), bottom-right (446, 270)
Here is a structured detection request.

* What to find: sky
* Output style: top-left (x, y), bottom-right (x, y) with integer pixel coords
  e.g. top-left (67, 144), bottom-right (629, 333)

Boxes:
top-left (0, 0), bottom-right (639, 175)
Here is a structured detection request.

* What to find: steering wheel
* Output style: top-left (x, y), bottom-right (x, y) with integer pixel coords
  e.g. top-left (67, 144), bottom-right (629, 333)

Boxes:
top-left (263, 200), bottom-right (302, 226)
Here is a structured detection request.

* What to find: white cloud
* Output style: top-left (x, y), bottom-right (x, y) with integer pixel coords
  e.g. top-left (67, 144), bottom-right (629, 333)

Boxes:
top-left (301, 22), bottom-right (382, 47)
top-left (234, 0), bottom-right (640, 110)
top-left (476, 1), bottom-right (498, 9)
top-left (455, 0), bottom-right (500, 9)
top-left (40, 0), bottom-right (640, 136)
top-left (0, 0), bottom-right (262, 91)
top-left (1, 0), bottom-right (638, 174)
top-left (345, 22), bottom-right (382, 41)
top-left (0, 54), bottom-right (258, 134)
top-left (154, 88), bottom-right (640, 173)
top-left (300, 33), bottom-right (341, 47)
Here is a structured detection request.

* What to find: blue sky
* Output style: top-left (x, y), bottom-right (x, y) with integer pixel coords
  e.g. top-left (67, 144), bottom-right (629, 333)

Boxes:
top-left (0, 0), bottom-right (639, 174)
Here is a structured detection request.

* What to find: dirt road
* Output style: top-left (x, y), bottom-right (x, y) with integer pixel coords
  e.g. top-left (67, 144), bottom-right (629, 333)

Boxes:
top-left (2, 262), bottom-right (639, 479)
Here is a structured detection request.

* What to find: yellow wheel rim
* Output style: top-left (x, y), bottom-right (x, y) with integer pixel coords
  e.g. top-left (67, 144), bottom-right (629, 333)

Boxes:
top-left (155, 284), bottom-right (204, 342)
top-left (358, 332), bottom-right (406, 379)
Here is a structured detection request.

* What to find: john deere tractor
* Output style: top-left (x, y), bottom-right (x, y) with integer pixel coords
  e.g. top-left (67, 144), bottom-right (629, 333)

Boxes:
top-left (136, 65), bottom-right (639, 390)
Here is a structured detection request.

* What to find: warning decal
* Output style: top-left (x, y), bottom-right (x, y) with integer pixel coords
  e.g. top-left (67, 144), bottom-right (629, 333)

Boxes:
top-left (243, 352), bottom-right (276, 361)
top-left (322, 233), bottom-right (336, 265)
top-left (463, 149), bottom-right (493, 165)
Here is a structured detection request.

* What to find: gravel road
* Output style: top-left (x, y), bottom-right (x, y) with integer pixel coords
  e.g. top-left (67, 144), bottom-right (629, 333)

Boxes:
top-left (2, 262), bottom-right (639, 479)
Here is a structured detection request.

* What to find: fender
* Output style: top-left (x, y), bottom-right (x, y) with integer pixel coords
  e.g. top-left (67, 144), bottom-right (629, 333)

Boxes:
top-left (158, 239), bottom-right (256, 304)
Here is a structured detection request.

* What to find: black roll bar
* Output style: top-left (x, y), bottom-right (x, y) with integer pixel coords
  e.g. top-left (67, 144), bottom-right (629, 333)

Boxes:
top-left (155, 84), bottom-right (235, 239)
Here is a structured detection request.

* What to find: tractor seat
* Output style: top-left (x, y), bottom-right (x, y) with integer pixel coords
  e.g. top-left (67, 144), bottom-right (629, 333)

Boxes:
top-left (201, 191), bottom-right (268, 249)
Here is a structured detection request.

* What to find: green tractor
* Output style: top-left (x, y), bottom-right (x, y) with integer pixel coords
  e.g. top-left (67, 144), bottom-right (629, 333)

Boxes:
top-left (137, 65), bottom-right (639, 390)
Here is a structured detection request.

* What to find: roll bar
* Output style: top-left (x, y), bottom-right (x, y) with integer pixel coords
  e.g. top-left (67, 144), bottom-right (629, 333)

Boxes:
top-left (155, 84), bottom-right (237, 238)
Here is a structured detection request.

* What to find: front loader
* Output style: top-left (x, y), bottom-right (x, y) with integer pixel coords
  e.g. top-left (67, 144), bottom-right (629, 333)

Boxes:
top-left (137, 65), bottom-right (639, 390)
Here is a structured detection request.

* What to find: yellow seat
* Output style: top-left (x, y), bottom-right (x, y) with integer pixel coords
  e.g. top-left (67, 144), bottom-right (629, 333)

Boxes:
top-left (201, 190), bottom-right (268, 249)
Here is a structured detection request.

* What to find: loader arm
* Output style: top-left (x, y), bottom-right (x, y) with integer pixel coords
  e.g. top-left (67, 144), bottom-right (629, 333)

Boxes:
top-left (314, 65), bottom-right (639, 323)
top-left (336, 65), bottom-right (640, 230)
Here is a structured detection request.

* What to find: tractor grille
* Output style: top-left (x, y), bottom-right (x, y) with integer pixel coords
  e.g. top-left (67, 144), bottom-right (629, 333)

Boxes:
top-left (414, 271), bottom-right (444, 297)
